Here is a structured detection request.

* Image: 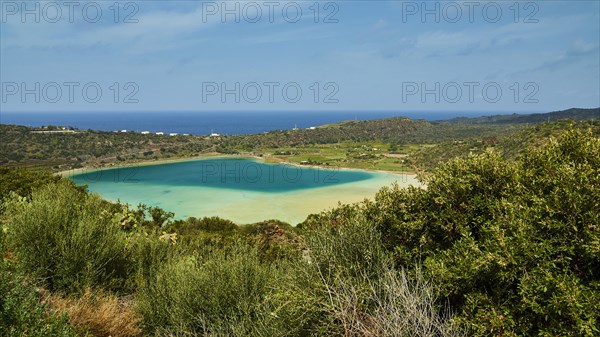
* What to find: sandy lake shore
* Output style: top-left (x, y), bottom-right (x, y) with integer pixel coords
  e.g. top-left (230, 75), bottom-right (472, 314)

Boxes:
top-left (58, 153), bottom-right (419, 178)
top-left (61, 155), bottom-right (421, 224)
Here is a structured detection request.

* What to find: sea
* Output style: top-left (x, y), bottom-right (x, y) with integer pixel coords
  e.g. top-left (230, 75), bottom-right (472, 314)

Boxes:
top-left (0, 111), bottom-right (509, 136)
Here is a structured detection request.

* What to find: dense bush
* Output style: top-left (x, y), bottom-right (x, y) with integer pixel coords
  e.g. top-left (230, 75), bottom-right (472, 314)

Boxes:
top-left (307, 128), bottom-right (600, 335)
top-left (409, 120), bottom-right (599, 171)
top-left (5, 181), bottom-right (130, 293)
top-left (241, 220), bottom-right (302, 262)
top-left (135, 242), bottom-right (286, 336)
top-left (268, 217), bottom-right (458, 337)
top-left (134, 217), bottom-right (456, 336)
top-left (166, 216), bottom-right (237, 235)
top-left (0, 235), bottom-right (79, 337)
top-left (0, 167), bottom-right (66, 208)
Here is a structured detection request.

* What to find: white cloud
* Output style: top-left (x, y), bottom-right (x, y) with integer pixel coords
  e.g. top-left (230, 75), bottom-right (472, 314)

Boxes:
top-left (0, 3), bottom-right (215, 53)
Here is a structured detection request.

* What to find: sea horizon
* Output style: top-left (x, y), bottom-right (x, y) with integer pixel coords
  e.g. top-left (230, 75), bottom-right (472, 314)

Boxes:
top-left (0, 110), bottom-right (548, 136)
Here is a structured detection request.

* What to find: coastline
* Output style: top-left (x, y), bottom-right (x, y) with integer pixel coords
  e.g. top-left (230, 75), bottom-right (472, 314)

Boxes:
top-left (58, 153), bottom-right (232, 177)
top-left (58, 153), bottom-right (418, 179)
top-left (61, 155), bottom-right (421, 224)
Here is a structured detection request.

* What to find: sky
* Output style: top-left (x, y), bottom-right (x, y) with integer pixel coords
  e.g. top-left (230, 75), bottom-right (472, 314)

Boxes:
top-left (1, 0), bottom-right (599, 114)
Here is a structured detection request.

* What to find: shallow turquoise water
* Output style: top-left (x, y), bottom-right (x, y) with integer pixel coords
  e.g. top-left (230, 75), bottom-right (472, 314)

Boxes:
top-left (68, 158), bottom-right (418, 224)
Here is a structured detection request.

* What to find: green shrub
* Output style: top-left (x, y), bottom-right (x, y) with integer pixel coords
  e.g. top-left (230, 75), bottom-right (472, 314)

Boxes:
top-left (0, 168), bottom-right (64, 203)
top-left (135, 217), bottom-right (457, 336)
top-left (0, 168), bottom-right (78, 216)
top-left (127, 229), bottom-right (176, 292)
top-left (165, 216), bottom-right (238, 235)
top-left (300, 217), bottom-right (458, 336)
top-left (135, 242), bottom-right (286, 336)
top-left (5, 181), bottom-right (130, 293)
top-left (162, 216), bottom-right (240, 251)
top-left (0, 238), bottom-right (79, 337)
top-left (242, 220), bottom-right (301, 262)
top-left (259, 217), bottom-right (458, 337)
top-left (305, 215), bottom-right (389, 282)
top-left (240, 219), bottom-right (293, 236)
top-left (357, 128), bottom-right (600, 335)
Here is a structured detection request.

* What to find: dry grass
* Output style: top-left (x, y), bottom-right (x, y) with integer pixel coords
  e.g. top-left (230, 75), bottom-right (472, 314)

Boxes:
top-left (42, 288), bottom-right (142, 337)
top-left (322, 266), bottom-right (462, 337)
top-left (306, 216), bottom-right (462, 336)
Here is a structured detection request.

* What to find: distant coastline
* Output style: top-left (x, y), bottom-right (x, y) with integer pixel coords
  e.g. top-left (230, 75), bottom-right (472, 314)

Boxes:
top-left (59, 153), bottom-right (417, 179)
top-left (0, 110), bottom-right (548, 136)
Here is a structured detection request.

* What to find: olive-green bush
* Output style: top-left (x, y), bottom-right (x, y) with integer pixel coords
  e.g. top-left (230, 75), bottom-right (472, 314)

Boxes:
top-left (5, 181), bottom-right (130, 293)
top-left (345, 128), bottom-right (599, 335)
top-left (0, 233), bottom-right (79, 337)
top-left (135, 218), bottom-right (457, 337)
top-left (135, 242), bottom-right (286, 336)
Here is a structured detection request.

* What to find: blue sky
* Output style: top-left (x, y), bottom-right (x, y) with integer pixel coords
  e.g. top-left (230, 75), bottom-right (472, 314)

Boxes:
top-left (1, 0), bottom-right (599, 114)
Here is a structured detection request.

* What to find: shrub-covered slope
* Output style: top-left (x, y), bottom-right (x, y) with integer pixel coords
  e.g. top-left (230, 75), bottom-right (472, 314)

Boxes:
top-left (303, 127), bottom-right (600, 335)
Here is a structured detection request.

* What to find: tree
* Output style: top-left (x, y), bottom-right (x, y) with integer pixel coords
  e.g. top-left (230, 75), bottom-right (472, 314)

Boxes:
top-left (149, 206), bottom-right (174, 227)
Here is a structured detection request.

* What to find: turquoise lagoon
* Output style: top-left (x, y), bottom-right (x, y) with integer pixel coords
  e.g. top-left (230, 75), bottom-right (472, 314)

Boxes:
top-left (68, 158), bottom-right (419, 224)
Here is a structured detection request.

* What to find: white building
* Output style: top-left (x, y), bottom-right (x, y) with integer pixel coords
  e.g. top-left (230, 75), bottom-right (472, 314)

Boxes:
top-left (169, 133), bottom-right (178, 136)
top-left (141, 131), bottom-right (150, 135)
top-left (156, 132), bottom-right (164, 135)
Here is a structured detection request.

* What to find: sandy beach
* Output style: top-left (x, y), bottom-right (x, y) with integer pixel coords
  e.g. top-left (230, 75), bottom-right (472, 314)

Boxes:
top-left (58, 153), bottom-right (418, 177)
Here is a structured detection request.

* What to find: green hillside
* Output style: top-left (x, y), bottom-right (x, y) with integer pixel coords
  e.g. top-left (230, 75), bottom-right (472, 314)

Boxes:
top-left (3, 108), bottom-right (597, 173)
top-left (445, 107), bottom-right (600, 124)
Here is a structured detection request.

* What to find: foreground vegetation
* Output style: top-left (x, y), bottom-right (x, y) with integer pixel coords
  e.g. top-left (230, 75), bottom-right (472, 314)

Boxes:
top-left (1, 125), bottom-right (598, 336)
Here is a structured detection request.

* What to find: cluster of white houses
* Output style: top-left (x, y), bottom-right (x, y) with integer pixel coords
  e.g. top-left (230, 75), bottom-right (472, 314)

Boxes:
top-left (115, 130), bottom-right (220, 137)
top-left (114, 125), bottom-right (313, 137)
